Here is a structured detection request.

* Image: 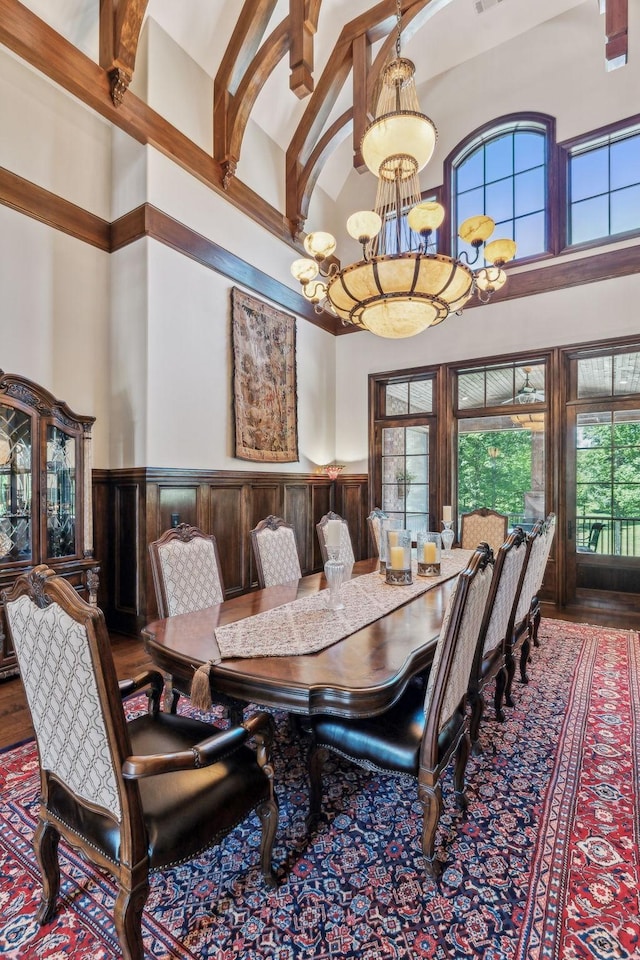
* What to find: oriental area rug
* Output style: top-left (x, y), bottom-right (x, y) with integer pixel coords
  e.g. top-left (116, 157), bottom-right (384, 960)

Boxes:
top-left (0, 620), bottom-right (638, 959)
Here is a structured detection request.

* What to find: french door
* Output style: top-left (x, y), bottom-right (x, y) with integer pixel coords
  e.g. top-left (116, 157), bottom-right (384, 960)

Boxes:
top-left (565, 400), bottom-right (640, 608)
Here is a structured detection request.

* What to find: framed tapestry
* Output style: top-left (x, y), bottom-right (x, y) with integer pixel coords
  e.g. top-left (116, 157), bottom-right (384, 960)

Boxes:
top-left (231, 287), bottom-right (299, 462)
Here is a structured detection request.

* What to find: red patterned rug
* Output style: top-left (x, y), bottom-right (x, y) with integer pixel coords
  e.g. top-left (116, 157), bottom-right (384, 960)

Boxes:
top-left (515, 624), bottom-right (640, 960)
top-left (0, 620), bottom-right (638, 959)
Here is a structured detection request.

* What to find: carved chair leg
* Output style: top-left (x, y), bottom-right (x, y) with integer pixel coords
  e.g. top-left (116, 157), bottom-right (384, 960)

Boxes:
top-left (532, 605), bottom-right (541, 647)
top-left (307, 743), bottom-right (328, 831)
top-left (453, 732), bottom-right (470, 812)
top-left (504, 646), bottom-right (516, 708)
top-left (257, 797), bottom-right (279, 887)
top-left (114, 874), bottom-right (149, 960)
top-left (520, 629), bottom-right (531, 684)
top-left (469, 688), bottom-right (485, 756)
top-left (419, 780), bottom-right (443, 879)
top-left (34, 817), bottom-right (60, 925)
top-left (494, 666), bottom-right (507, 723)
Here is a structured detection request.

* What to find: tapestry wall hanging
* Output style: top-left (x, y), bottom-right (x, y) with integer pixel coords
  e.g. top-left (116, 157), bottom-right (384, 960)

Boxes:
top-left (231, 287), bottom-right (299, 462)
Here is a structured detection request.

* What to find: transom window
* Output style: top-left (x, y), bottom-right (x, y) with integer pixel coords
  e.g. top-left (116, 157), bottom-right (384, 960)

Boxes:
top-left (453, 124), bottom-right (547, 263)
top-left (568, 125), bottom-right (640, 246)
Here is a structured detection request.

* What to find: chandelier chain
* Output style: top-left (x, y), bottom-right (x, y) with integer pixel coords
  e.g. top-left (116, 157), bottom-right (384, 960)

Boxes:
top-left (395, 0), bottom-right (402, 58)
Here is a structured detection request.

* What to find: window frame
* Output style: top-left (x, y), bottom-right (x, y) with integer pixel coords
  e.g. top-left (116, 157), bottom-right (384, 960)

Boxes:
top-left (442, 112), bottom-right (558, 266)
top-left (559, 113), bottom-right (640, 255)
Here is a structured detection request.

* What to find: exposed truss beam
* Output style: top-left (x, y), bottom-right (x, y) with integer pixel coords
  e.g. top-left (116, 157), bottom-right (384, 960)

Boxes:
top-left (286, 0), bottom-right (434, 238)
top-left (99, 0), bottom-right (148, 106)
top-left (603, 0), bottom-right (628, 69)
top-left (289, 0), bottom-right (322, 98)
top-left (214, 0), bottom-right (280, 185)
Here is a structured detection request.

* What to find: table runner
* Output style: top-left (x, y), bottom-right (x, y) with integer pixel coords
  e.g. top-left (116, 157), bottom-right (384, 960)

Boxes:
top-left (190, 550), bottom-right (473, 710)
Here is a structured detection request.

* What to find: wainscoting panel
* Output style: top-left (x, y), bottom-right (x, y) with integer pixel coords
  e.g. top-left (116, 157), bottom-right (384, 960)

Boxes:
top-left (94, 469), bottom-right (368, 636)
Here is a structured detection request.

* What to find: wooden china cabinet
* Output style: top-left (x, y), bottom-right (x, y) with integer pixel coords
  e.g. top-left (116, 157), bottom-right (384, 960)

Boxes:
top-left (0, 371), bottom-right (99, 679)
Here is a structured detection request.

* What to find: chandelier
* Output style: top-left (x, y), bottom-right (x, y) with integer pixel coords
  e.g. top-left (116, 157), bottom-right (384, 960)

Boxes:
top-left (510, 367), bottom-right (545, 431)
top-left (290, 0), bottom-right (516, 339)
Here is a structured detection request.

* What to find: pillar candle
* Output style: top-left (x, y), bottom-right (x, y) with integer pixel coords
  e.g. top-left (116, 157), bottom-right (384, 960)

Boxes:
top-left (387, 531), bottom-right (399, 547)
top-left (325, 518), bottom-right (342, 547)
top-left (442, 505), bottom-right (452, 522)
top-left (389, 545), bottom-right (405, 569)
top-left (423, 541), bottom-right (437, 563)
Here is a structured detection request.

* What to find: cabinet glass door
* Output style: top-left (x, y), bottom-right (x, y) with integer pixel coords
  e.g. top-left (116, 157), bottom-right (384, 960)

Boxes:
top-left (0, 403), bottom-right (33, 563)
top-left (46, 425), bottom-right (77, 558)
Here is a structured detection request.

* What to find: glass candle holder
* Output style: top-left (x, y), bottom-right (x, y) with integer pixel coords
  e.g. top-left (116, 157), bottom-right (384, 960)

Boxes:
top-left (380, 519), bottom-right (402, 574)
top-left (441, 520), bottom-right (455, 555)
top-left (417, 531), bottom-right (441, 577)
top-left (385, 528), bottom-right (412, 585)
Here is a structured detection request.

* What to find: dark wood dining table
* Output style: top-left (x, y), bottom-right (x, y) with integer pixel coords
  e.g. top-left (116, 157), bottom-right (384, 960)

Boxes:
top-left (141, 558), bottom-right (459, 719)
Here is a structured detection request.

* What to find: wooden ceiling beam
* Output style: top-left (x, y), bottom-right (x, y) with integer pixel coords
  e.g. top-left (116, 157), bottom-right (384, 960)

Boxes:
top-left (226, 20), bottom-right (291, 179)
top-left (99, 0), bottom-right (148, 106)
top-left (286, 0), bottom-right (433, 237)
top-left (604, 0), bottom-right (628, 69)
top-left (214, 0), bottom-right (280, 183)
top-left (289, 0), bottom-right (321, 98)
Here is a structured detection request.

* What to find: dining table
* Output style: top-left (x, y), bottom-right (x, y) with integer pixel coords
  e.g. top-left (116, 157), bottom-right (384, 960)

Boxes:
top-left (141, 553), bottom-right (471, 720)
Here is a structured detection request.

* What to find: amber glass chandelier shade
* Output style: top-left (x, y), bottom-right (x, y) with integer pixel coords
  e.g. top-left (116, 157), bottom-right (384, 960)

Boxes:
top-left (407, 201), bottom-right (445, 233)
top-left (484, 237), bottom-right (517, 264)
top-left (476, 266), bottom-right (507, 292)
top-left (304, 231), bottom-right (337, 261)
top-left (346, 211), bottom-right (382, 242)
top-left (458, 215), bottom-right (495, 245)
top-left (362, 113), bottom-right (437, 178)
top-left (326, 254), bottom-right (475, 336)
top-left (291, 258), bottom-right (319, 284)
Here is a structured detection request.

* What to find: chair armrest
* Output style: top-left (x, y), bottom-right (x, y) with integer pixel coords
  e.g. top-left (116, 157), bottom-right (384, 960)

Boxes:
top-left (118, 671), bottom-right (165, 714)
top-left (121, 710), bottom-right (274, 779)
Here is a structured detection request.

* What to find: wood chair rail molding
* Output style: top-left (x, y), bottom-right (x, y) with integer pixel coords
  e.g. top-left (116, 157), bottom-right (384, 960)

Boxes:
top-left (3, 164), bottom-right (640, 338)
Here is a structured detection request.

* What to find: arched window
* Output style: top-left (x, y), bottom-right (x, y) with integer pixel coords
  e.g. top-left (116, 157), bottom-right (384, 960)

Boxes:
top-left (448, 115), bottom-right (553, 264)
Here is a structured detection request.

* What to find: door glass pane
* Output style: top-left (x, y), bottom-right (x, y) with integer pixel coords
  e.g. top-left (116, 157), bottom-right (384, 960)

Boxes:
top-left (46, 425), bottom-right (76, 558)
top-left (458, 415), bottom-right (545, 529)
top-left (382, 426), bottom-right (429, 533)
top-left (0, 404), bottom-right (32, 562)
top-left (575, 410), bottom-right (640, 556)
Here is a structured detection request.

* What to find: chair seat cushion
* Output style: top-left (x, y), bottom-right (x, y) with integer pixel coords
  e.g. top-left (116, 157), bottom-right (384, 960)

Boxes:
top-left (310, 680), bottom-right (463, 776)
top-left (47, 712), bottom-right (269, 870)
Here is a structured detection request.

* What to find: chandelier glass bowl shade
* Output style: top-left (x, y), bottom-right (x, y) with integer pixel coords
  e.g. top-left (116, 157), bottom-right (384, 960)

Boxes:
top-left (290, 5), bottom-right (517, 339)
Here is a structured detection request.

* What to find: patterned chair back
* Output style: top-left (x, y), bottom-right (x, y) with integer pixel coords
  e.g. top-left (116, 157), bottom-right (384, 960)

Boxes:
top-left (514, 520), bottom-right (546, 625)
top-left (149, 524), bottom-right (225, 618)
top-left (460, 508), bottom-right (509, 556)
top-left (534, 512), bottom-right (556, 594)
top-left (251, 516), bottom-right (302, 588)
top-left (316, 511), bottom-right (355, 565)
top-left (3, 567), bottom-right (130, 823)
top-left (480, 528), bottom-right (528, 658)
top-left (367, 508), bottom-right (388, 557)
top-left (423, 545), bottom-right (494, 739)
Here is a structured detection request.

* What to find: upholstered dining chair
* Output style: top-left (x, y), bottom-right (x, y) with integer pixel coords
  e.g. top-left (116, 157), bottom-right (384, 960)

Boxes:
top-left (307, 544), bottom-right (493, 879)
top-left (460, 507), bottom-right (509, 556)
top-left (316, 511), bottom-right (355, 565)
top-left (149, 522), bottom-right (225, 618)
top-left (468, 527), bottom-right (528, 754)
top-left (366, 507), bottom-right (388, 557)
top-left (251, 515), bottom-right (302, 588)
top-left (502, 518), bottom-right (548, 709)
top-left (2, 566), bottom-right (279, 960)
top-left (523, 512), bottom-right (557, 650)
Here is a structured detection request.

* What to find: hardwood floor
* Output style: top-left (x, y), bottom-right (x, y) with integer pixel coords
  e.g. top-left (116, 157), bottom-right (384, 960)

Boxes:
top-left (0, 633), bottom-right (156, 750)
top-left (1, 604), bottom-right (638, 751)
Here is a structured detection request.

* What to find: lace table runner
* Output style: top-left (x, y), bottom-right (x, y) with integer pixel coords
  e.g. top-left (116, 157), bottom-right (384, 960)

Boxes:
top-left (214, 550), bottom-right (474, 660)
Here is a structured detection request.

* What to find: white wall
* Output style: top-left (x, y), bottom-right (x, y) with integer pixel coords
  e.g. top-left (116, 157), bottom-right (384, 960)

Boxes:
top-left (145, 241), bottom-right (335, 471)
